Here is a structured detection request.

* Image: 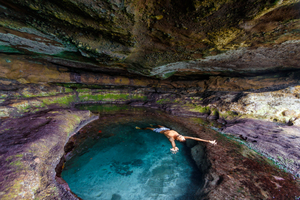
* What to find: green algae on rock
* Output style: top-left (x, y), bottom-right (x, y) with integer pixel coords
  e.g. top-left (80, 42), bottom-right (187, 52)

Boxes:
top-left (0, 0), bottom-right (300, 199)
top-left (0, 109), bottom-right (98, 200)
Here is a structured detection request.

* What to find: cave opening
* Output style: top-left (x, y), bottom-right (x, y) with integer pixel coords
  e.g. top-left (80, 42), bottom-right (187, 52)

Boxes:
top-left (57, 105), bottom-right (206, 200)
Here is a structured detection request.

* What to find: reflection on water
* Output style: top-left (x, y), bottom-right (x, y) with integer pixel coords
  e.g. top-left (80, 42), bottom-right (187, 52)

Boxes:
top-left (62, 105), bottom-right (203, 200)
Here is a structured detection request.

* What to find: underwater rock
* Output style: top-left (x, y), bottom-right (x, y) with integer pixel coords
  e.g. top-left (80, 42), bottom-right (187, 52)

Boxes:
top-left (131, 159), bottom-right (144, 167)
top-left (110, 159), bottom-right (144, 176)
top-left (111, 161), bottom-right (133, 176)
top-left (111, 193), bottom-right (122, 200)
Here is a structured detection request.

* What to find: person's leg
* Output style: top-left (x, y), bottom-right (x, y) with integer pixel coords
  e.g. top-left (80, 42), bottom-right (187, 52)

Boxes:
top-left (136, 127), bottom-right (155, 130)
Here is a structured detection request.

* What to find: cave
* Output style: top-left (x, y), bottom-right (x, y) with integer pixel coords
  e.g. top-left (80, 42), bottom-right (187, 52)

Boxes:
top-left (58, 105), bottom-right (206, 199)
top-left (0, 0), bottom-right (300, 199)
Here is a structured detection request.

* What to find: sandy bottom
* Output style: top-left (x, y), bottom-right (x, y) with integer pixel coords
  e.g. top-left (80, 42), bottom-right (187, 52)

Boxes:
top-left (62, 120), bottom-right (202, 200)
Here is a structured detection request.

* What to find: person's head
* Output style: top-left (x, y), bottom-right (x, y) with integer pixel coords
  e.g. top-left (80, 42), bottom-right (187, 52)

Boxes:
top-left (176, 135), bottom-right (186, 142)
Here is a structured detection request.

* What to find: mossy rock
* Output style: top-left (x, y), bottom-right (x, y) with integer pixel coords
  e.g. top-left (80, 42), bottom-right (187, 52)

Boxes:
top-left (188, 104), bottom-right (211, 114)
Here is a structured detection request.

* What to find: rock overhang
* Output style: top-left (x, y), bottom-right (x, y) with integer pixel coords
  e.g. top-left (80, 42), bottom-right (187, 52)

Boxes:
top-left (0, 0), bottom-right (300, 198)
top-left (0, 0), bottom-right (300, 78)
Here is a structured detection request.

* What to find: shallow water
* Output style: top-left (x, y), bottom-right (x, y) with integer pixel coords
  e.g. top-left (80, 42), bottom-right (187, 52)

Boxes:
top-left (62, 108), bottom-right (203, 200)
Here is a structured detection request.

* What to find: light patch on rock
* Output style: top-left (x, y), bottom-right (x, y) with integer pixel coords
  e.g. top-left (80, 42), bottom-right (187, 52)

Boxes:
top-left (223, 86), bottom-right (300, 124)
top-left (0, 32), bottom-right (76, 55)
top-left (150, 41), bottom-right (300, 79)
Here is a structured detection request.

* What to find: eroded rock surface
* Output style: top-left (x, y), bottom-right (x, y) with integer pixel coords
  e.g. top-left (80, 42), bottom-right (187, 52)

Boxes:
top-left (55, 108), bottom-right (300, 199)
top-left (0, 0), bottom-right (300, 199)
top-left (0, 0), bottom-right (300, 77)
top-left (0, 109), bottom-right (97, 199)
top-left (172, 115), bottom-right (300, 200)
top-left (222, 118), bottom-right (300, 177)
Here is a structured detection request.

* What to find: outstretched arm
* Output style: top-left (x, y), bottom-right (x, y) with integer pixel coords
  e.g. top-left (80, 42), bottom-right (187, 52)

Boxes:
top-left (169, 138), bottom-right (179, 152)
top-left (183, 136), bottom-right (217, 145)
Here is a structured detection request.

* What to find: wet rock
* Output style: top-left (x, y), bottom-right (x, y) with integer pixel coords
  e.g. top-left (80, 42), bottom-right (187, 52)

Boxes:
top-left (191, 144), bottom-right (210, 173)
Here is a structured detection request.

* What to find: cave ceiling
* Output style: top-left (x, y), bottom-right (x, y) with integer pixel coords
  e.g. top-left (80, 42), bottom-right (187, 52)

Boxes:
top-left (0, 0), bottom-right (300, 79)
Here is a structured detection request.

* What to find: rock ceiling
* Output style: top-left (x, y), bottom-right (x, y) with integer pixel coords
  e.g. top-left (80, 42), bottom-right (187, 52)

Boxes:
top-left (0, 0), bottom-right (300, 79)
top-left (1, 1), bottom-right (300, 199)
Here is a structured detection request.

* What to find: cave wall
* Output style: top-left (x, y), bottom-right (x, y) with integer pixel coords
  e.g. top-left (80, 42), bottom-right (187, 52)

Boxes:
top-left (1, 0), bottom-right (300, 199)
top-left (1, 52), bottom-right (300, 125)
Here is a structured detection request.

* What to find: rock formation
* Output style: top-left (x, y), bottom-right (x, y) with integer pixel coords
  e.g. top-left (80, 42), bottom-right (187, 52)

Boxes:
top-left (0, 0), bottom-right (300, 199)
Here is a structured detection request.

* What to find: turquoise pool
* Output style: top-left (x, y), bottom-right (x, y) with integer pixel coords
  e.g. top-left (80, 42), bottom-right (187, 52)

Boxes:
top-left (61, 107), bottom-right (203, 200)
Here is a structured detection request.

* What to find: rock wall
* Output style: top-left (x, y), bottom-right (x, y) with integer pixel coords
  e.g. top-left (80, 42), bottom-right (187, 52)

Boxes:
top-left (1, 0), bottom-right (300, 199)
top-left (0, 109), bottom-right (97, 200)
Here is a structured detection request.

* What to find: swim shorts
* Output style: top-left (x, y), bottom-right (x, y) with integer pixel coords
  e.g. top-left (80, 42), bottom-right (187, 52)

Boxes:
top-left (153, 127), bottom-right (170, 133)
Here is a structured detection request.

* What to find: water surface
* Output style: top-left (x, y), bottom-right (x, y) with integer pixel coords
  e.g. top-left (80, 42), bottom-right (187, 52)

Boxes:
top-left (62, 106), bottom-right (203, 200)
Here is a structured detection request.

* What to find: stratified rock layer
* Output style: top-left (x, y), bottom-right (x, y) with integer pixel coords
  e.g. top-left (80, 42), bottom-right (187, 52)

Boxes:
top-left (0, 0), bottom-right (300, 199)
top-left (0, 0), bottom-right (300, 77)
top-left (0, 109), bottom-right (97, 199)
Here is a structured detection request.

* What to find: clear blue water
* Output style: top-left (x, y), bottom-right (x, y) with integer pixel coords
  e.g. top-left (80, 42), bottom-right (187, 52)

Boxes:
top-left (62, 115), bottom-right (202, 200)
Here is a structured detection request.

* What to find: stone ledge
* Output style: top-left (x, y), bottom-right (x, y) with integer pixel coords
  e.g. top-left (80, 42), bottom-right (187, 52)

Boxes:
top-left (0, 109), bottom-right (97, 200)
